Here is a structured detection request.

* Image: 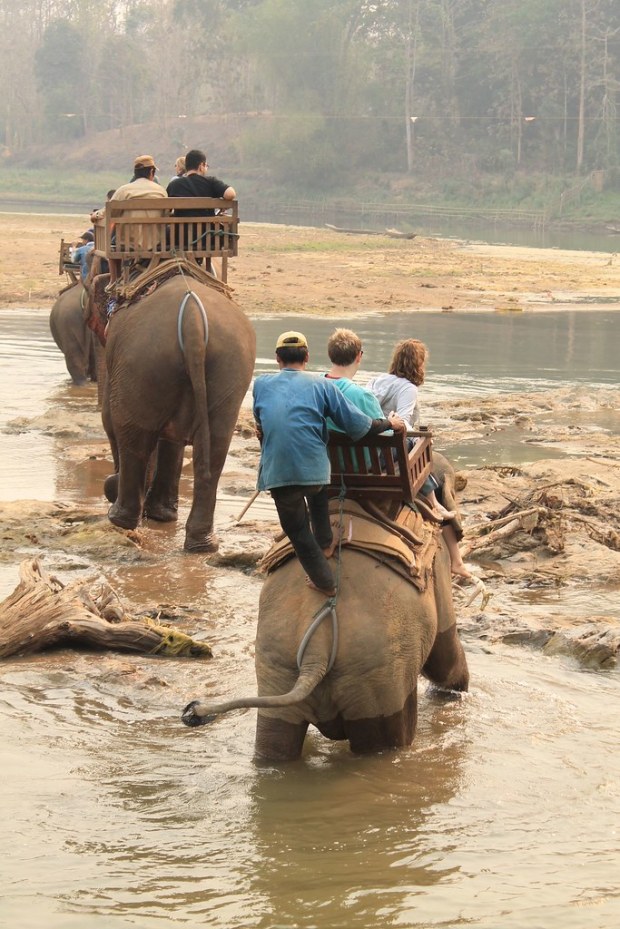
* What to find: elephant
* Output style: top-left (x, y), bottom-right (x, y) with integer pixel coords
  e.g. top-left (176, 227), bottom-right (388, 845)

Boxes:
top-left (49, 283), bottom-right (97, 385)
top-left (101, 275), bottom-right (256, 552)
top-left (182, 505), bottom-right (469, 760)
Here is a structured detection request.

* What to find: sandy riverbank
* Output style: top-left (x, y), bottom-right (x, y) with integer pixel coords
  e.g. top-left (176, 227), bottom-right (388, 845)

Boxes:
top-left (1, 211), bottom-right (619, 313)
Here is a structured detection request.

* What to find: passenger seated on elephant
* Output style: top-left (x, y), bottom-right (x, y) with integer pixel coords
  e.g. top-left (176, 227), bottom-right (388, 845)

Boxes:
top-left (323, 327), bottom-right (403, 471)
top-left (70, 230), bottom-right (95, 282)
top-left (90, 189), bottom-right (116, 226)
top-left (105, 154), bottom-right (167, 290)
top-left (253, 330), bottom-right (405, 598)
top-left (363, 335), bottom-right (473, 579)
top-left (167, 148), bottom-right (235, 273)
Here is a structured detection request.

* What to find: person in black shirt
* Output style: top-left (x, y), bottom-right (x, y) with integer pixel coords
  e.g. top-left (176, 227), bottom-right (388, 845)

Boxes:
top-left (166, 148), bottom-right (235, 213)
top-left (166, 148), bottom-right (236, 271)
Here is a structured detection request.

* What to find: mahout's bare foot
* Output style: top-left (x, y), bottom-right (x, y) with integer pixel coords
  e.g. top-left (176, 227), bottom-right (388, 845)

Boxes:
top-left (305, 576), bottom-right (337, 597)
top-left (322, 522), bottom-right (345, 558)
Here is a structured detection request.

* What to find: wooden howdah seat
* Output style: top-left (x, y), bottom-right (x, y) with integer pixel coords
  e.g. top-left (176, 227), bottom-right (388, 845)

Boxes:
top-left (327, 428), bottom-right (433, 504)
top-left (58, 238), bottom-right (81, 285)
top-left (92, 196), bottom-right (239, 284)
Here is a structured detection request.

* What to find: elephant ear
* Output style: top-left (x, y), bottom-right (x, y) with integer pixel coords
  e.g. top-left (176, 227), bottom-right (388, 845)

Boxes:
top-left (85, 273), bottom-right (110, 347)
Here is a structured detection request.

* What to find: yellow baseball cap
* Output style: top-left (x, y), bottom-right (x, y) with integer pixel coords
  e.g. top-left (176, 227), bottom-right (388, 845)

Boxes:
top-left (275, 331), bottom-right (308, 350)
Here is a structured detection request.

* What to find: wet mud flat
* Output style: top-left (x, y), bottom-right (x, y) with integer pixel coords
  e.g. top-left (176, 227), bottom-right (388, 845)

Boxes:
top-left (2, 384), bottom-right (619, 671)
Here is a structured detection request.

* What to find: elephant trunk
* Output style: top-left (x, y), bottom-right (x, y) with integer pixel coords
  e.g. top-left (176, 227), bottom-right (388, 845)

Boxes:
top-left (181, 663), bottom-right (328, 728)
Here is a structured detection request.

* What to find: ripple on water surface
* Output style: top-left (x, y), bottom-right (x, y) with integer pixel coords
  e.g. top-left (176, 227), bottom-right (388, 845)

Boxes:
top-left (1, 645), bottom-right (619, 929)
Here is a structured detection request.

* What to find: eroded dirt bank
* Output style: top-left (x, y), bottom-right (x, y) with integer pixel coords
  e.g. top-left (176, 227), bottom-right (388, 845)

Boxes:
top-left (2, 387), bottom-right (619, 670)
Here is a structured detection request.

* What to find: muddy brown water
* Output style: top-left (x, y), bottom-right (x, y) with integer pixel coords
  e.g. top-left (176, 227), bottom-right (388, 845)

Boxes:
top-left (1, 308), bottom-right (619, 928)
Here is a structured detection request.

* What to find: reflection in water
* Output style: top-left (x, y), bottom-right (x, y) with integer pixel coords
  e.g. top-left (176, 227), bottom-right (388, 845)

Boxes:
top-left (247, 704), bottom-right (465, 929)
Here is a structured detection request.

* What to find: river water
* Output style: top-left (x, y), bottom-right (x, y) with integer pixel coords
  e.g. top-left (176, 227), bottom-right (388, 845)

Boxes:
top-left (1, 308), bottom-right (619, 929)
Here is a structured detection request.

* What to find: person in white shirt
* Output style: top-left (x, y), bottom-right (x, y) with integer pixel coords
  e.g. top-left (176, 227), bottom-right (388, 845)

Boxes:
top-left (369, 339), bottom-right (474, 578)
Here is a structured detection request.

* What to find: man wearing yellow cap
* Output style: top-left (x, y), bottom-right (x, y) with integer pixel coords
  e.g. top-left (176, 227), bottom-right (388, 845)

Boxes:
top-left (253, 331), bottom-right (404, 596)
top-left (106, 155), bottom-right (167, 286)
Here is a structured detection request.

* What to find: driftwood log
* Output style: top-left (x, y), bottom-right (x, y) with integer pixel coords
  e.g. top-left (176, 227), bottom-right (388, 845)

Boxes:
top-left (325, 223), bottom-right (416, 240)
top-left (0, 559), bottom-right (212, 659)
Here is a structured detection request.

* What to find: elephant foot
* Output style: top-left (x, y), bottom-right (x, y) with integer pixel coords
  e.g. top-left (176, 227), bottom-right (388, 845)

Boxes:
top-left (104, 473), bottom-right (119, 504)
top-left (108, 503), bottom-right (140, 531)
top-left (144, 499), bottom-right (179, 523)
top-left (184, 532), bottom-right (219, 554)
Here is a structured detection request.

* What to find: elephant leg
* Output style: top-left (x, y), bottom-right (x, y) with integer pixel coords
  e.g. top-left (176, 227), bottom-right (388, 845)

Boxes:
top-left (422, 626), bottom-right (469, 692)
top-left (345, 687), bottom-right (418, 754)
top-left (254, 714), bottom-right (309, 762)
top-left (144, 439), bottom-right (184, 522)
top-left (104, 472), bottom-right (119, 503)
top-left (63, 333), bottom-right (90, 385)
top-left (184, 424), bottom-right (230, 553)
top-left (423, 545), bottom-right (469, 692)
top-left (65, 361), bottom-right (88, 386)
top-left (108, 440), bottom-right (155, 530)
top-left (87, 333), bottom-right (98, 382)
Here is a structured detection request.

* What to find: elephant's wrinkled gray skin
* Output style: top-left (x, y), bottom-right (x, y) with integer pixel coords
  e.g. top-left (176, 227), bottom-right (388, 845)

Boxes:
top-left (102, 277), bottom-right (255, 552)
top-left (183, 531), bottom-right (469, 761)
top-left (49, 284), bottom-right (97, 386)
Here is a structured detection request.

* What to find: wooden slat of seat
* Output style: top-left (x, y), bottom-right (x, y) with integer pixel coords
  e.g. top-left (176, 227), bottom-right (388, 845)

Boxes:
top-left (327, 430), bottom-right (432, 503)
top-left (92, 197), bottom-right (239, 282)
top-left (368, 447), bottom-right (383, 474)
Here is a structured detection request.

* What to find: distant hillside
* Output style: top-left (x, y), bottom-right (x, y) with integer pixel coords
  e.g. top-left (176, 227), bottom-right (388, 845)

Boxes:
top-left (3, 115), bottom-right (248, 176)
top-left (2, 117), bottom-right (619, 233)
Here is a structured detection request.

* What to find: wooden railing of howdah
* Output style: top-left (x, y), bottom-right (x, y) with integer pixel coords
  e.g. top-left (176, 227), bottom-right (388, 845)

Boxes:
top-left (327, 428), bottom-right (432, 504)
top-left (92, 197), bottom-right (239, 283)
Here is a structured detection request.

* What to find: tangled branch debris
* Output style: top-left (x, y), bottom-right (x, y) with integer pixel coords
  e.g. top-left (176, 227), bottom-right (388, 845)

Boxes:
top-left (0, 559), bottom-right (212, 660)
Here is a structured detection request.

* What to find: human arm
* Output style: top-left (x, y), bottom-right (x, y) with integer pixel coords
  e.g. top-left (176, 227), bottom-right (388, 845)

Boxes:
top-left (390, 381), bottom-right (418, 429)
top-left (365, 413), bottom-right (406, 436)
top-left (252, 382), bottom-right (263, 444)
top-left (325, 382), bottom-right (405, 439)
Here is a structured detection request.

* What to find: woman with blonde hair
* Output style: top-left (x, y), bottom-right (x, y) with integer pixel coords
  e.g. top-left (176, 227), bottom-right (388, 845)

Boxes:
top-left (170, 155), bottom-right (186, 181)
top-left (369, 338), bottom-right (473, 578)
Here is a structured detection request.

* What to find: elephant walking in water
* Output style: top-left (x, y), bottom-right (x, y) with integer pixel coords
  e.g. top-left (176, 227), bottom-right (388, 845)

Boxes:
top-left (49, 284), bottom-right (97, 386)
top-left (183, 526), bottom-right (469, 760)
top-left (102, 276), bottom-right (255, 552)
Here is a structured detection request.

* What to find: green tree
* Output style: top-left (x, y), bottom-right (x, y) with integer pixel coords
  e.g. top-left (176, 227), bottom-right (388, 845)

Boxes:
top-left (35, 19), bottom-right (88, 140)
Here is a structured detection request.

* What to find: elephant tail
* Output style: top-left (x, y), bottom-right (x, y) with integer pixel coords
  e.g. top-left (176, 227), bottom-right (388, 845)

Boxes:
top-left (181, 663), bottom-right (328, 728)
top-left (178, 290), bottom-right (211, 481)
